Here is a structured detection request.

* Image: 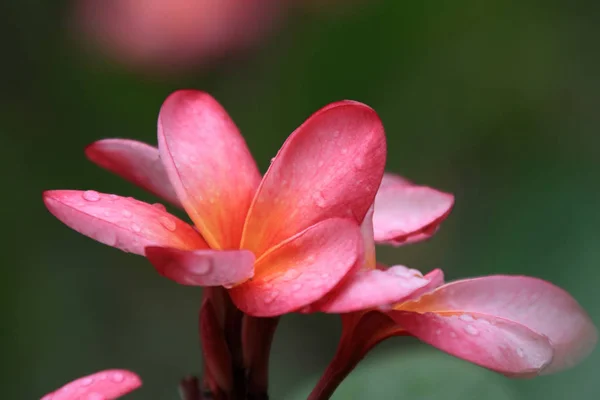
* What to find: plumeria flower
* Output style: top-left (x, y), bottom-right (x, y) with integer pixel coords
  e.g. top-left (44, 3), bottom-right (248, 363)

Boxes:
top-left (43, 90), bottom-right (387, 317)
top-left (73, 0), bottom-right (286, 74)
top-left (307, 194), bottom-right (597, 400)
top-left (41, 369), bottom-right (141, 400)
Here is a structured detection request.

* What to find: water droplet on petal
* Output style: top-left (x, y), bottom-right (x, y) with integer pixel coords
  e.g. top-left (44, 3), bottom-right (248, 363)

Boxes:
top-left (131, 223), bottom-right (141, 233)
top-left (122, 209), bottom-right (132, 218)
top-left (111, 372), bottom-right (125, 383)
top-left (282, 269), bottom-right (300, 281)
top-left (86, 393), bottom-right (105, 400)
top-left (516, 347), bottom-right (525, 358)
top-left (306, 255), bottom-right (316, 263)
top-left (263, 290), bottom-right (279, 304)
top-left (312, 191), bottom-right (326, 208)
top-left (459, 314), bottom-right (474, 322)
top-left (152, 203), bottom-right (166, 212)
top-left (159, 216), bottom-right (177, 232)
top-left (103, 210), bottom-right (110, 217)
top-left (317, 160), bottom-right (325, 168)
top-left (340, 147), bottom-right (348, 155)
top-left (464, 325), bottom-right (479, 336)
top-left (108, 194), bottom-right (119, 200)
top-left (435, 329), bottom-right (442, 335)
top-left (270, 157), bottom-right (276, 164)
top-left (82, 190), bottom-right (101, 202)
top-left (321, 272), bottom-right (330, 279)
top-left (291, 283), bottom-right (303, 292)
top-left (190, 259), bottom-right (212, 275)
top-left (449, 332), bottom-right (457, 338)
top-left (354, 156), bottom-right (366, 168)
top-left (80, 377), bottom-right (94, 387)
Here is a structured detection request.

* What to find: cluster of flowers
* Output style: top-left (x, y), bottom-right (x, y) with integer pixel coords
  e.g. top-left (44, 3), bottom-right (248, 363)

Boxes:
top-left (42, 90), bottom-right (596, 399)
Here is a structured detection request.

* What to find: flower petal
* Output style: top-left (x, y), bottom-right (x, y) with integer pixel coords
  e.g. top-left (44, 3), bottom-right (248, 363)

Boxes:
top-left (230, 218), bottom-right (363, 317)
top-left (157, 90), bottom-right (261, 249)
top-left (85, 138), bottom-right (182, 208)
top-left (397, 276), bottom-right (597, 374)
top-left (241, 100), bottom-right (386, 257)
top-left (43, 190), bottom-right (207, 255)
top-left (144, 247), bottom-right (255, 287)
top-left (314, 265), bottom-right (431, 313)
top-left (41, 369), bottom-right (141, 400)
top-left (373, 173), bottom-right (454, 245)
top-left (390, 311), bottom-right (554, 376)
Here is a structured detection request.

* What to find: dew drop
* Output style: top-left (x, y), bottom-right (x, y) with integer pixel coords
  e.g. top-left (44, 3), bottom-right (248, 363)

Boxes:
top-left (282, 269), bottom-right (300, 281)
top-left (435, 329), bottom-right (442, 336)
top-left (354, 156), bottom-right (366, 168)
top-left (270, 157), bottom-right (276, 164)
top-left (108, 194), bottom-right (119, 200)
top-left (321, 272), bottom-right (330, 279)
top-left (340, 147), bottom-right (348, 155)
top-left (80, 377), bottom-right (94, 387)
top-left (332, 130), bottom-right (340, 138)
top-left (82, 190), bottom-right (101, 202)
top-left (291, 283), bottom-right (303, 292)
top-left (111, 372), bottom-right (125, 383)
top-left (464, 325), bottom-right (479, 336)
top-left (317, 160), bottom-right (325, 168)
top-left (86, 393), bottom-right (105, 400)
top-left (121, 209), bottom-right (132, 218)
top-left (516, 347), bottom-right (525, 358)
top-left (103, 210), bottom-right (110, 217)
top-left (152, 203), bottom-right (167, 212)
top-left (159, 216), bottom-right (177, 232)
top-left (190, 259), bottom-right (212, 275)
top-left (312, 191), bottom-right (327, 208)
top-left (131, 223), bottom-right (141, 233)
top-left (263, 290), bottom-right (279, 304)
top-left (449, 331), bottom-right (457, 338)
top-left (306, 255), bottom-right (316, 263)
top-left (459, 314), bottom-right (474, 322)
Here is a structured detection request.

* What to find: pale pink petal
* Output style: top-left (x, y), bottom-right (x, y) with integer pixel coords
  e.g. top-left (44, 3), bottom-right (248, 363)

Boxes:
top-left (400, 276), bottom-right (597, 374)
top-left (360, 204), bottom-right (376, 270)
top-left (43, 190), bottom-right (207, 255)
top-left (380, 172), bottom-right (412, 188)
top-left (241, 100), bottom-right (386, 257)
top-left (230, 218), bottom-right (363, 317)
top-left (145, 247), bottom-right (255, 287)
top-left (41, 369), bottom-right (141, 400)
top-left (314, 265), bottom-right (431, 313)
top-left (85, 139), bottom-right (182, 208)
top-left (373, 174), bottom-right (454, 245)
top-left (157, 90), bottom-right (261, 249)
top-left (390, 311), bottom-right (554, 376)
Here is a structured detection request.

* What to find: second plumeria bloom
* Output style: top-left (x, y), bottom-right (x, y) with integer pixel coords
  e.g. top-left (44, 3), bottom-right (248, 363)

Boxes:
top-left (44, 90), bottom-right (387, 316)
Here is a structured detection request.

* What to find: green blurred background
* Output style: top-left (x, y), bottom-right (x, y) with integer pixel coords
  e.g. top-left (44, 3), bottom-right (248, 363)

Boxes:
top-left (2, 0), bottom-right (598, 399)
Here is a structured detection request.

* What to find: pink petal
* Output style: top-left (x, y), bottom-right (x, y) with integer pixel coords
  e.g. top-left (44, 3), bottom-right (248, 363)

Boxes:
top-left (390, 311), bottom-right (554, 376)
top-left (41, 369), bottom-right (141, 400)
top-left (85, 138), bottom-right (182, 208)
top-left (241, 100), bottom-right (386, 257)
top-left (145, 247), bottom-right (255, 287)
top-left (373, 173), bottom-right (454, 245)
top-left (314, 265), bottom-right (431, 313)
top-left (230, 218), bottom-right (363, 317)
top-left (399, 276), bottom-right (597, 374)
top-left (43, 190), bottom-right (207, 255)
top-left (380, 172), bottom-right (413, 188)
top-left (157, 90), bottom-right (261, 249)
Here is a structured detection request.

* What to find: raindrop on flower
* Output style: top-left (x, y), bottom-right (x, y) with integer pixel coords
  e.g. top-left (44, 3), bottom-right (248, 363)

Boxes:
top-left (152, 203), bottom-right (167, 212)
top-left (131, 223), bottom-right (141, 233)
top-left (263, 290), bottom-right (279, 304)
top-left (464, 325), bottom-right (479, 336)
top-left (111, 372), bottom-right (125, 383)
top-left (291, 283), bottom-right (303, 292)
top-left (190, 259), bottom-right (212, 275)
top-left (516, 347), bottom-right (525, 358)
top-left (282, 269), bottom-right (300, 281)
top-left (312, 191), bottom-right (326, 208)
top-left (82, 190), bottom-right (101, 202)
top-left (121, 209), bottom-right (132, 218)
top-left (449, 331), bottom-right (457, 338)
top-left (159, 216), bottom-right (177, 232)
top-left (459, 314), bottom-right (474, 322)
top-left (80, 377), bottom-right (94, 387)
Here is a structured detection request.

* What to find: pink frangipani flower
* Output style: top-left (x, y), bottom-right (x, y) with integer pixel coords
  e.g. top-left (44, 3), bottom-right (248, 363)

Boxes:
top-left (41, 369), bottom-right (141, 400)
top-left (44, 90), bottom-right (388, 316)
top-left (308, 194), bottom-right (597, 400)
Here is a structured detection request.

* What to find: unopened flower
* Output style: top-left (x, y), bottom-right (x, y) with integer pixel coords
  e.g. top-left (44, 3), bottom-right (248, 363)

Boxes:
top-left (44, 90), bottom-right (387, 316)
top-left (41, 369), bottom-right (141, 400)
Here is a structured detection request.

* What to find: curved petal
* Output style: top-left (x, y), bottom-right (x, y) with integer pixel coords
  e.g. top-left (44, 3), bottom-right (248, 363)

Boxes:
top-left (241, 100), bottom-right (386, 257)
top-left (157, 90), bottom-right (261, 249)
top-left (314, 265), bottom-right (431, 313)
top-left (373, 173), bottom-right (454, 245)
top-left (43, 190), bottom-right (207, 255)
top-left (85, 138), bottom-right (182, 208)
top-left (230, 218), bottom-right (363, 317)
top-left (41, 369), bottom-right (141, 400)
top-left (145, 247), bottom-right (255, 287)
top-left (397, 275), bottom-right (597, 374)
top-left (390, 311), bottom-right (554, 377)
